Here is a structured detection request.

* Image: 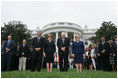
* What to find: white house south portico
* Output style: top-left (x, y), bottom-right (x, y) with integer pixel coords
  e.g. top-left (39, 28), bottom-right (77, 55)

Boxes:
top-left (31, 22), bottom-right (97, 47)
top-left (31, 22), bottom-right (97, 66)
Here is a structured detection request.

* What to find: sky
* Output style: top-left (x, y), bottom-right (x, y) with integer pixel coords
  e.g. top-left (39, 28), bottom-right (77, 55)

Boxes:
top-left (1, 1), bottom-right (117, 30)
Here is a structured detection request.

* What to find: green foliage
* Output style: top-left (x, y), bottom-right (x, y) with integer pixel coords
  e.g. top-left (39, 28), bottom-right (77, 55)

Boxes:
top-left (1, 20), bottom-right (32, 45)
top-left (88, 44), bottom-right (92, 48)
top-left (89, 21), bottom-right (117, 43)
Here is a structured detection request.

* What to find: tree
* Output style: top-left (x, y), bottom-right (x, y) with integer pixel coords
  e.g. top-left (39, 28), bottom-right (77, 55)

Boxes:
top-left (89, 21), bottom-right (117, 43)
top-left (1, 20), bottom-right (32, 45)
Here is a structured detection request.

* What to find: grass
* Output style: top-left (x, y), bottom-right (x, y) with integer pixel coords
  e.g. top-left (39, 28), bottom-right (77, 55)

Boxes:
top-left (1, 68), bottom-right (117, 78)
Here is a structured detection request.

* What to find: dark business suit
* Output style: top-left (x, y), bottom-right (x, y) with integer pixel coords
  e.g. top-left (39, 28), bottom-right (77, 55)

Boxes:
top-left (2, 40), bottom-right (16, 71)
top-left (26, 48), bottom-right (33, 70)
top-left (112, 41), bottom-right (117, 68)
top-left (31, 37), bottom-right (45, 71)
top-left (95, 45), bottom-right (102, 70)
top-left (98, 41), bottom-right (110, 71)
top-left (57, 37), bottom-right (70, 71)
top-left (19, 44), bottom-right (30, 57)
top-left (11, 45), bottom-right (19, 70)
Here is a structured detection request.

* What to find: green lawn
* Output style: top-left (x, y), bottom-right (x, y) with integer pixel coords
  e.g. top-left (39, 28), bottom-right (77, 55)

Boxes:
top-left (1, 68), bottom-right (117, 78)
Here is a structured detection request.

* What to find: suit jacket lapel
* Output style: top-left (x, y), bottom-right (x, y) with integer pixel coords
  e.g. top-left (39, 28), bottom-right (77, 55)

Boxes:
top-left (36, 37), bottom-right (39, 43)
top-left (6, 40), bottom-right (8, 45)
top-left (61, 38), bottom-right (64, 45)
top-left (61, 38), bottom-right (66, 45)
top-left (61, 38), bottom-right (63, 44)
top-left (64, 38), bottom-right (66, 44)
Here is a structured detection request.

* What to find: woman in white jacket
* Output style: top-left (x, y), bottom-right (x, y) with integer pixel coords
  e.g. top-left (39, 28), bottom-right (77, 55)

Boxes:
top-left (90, 44), bottom-right (96, 70)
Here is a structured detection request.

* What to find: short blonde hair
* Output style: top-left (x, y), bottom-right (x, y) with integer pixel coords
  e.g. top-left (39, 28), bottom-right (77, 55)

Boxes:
top-left (75, 34), bottom-right (80, 38)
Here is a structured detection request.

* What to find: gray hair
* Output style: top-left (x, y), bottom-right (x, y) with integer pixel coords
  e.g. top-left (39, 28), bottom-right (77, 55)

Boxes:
top-left (23, 39), bottom-right (27, 42)
top-left (61, 32), bottom-right (66, 36)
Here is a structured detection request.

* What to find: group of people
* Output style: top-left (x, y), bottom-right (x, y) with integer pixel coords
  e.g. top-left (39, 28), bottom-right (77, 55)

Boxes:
top-left (83, 37), bottom-right (117, 72)
top-left (1, 31), bottom-right (117, 72)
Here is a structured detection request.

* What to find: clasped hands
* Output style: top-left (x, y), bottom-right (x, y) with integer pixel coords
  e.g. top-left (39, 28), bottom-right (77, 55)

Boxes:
top-left (6, 49), bottom-right (10, 53)
top-left (61, 47), bottom-right (66, 52)
top-left (101, 49), bottom-right (105, 54)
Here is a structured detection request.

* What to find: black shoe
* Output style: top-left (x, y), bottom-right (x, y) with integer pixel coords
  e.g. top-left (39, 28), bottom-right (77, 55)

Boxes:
top-left (60, 69), bottom-right (64, 72)
top-left (63, 69), bottom-right (68, 72)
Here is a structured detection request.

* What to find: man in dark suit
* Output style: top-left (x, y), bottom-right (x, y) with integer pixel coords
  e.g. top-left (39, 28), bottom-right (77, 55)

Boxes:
top-left (57, 32), bottom-right (70, 72)
top-left (112, 36), bottom-right (117, 71)
top-left (10, 44), bottom-right (19, 70)
top-left (18, 39), bottom-right (30, 71)
top-left (26, 46), bottom-right (33, 70)
top-left (2, 35), bottom-right (16, 71)
top-left (98, 37), bottom-right (110, 71)
top-left (31, 31), bottom-right (45, 72)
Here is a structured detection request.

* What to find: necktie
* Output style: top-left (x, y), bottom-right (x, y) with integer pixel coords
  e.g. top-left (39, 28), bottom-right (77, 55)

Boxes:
top-left (7, 40), bottom-right (11, 48)
top-left (62, 39), bottom-right (64, 44)
top-left (38, 37), bottom-right (40, 43)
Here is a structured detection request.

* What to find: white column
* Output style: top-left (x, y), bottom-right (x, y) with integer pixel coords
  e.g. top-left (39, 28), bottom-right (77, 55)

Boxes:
top-left (65, 32), bottom-right (68, 37)
top-left (73, 33), bottom-right (76, 41)
top-left (56, 32), bottom-right (59, 68)
top-left (56, 32), bottom-right (58, 43)
top-left (56, 32), bottom-right (58, 57)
